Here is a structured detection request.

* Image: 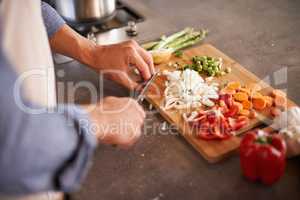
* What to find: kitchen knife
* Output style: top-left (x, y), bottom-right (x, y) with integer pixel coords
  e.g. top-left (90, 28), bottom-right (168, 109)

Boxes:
top-left (135, 71), bottom-right (159, 103)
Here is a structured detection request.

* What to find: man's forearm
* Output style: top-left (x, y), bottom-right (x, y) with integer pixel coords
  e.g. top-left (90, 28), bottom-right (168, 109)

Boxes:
top-left (41, 2), bottom-right (97, 68)
top-left (49, 25), bottom-right (97, 67)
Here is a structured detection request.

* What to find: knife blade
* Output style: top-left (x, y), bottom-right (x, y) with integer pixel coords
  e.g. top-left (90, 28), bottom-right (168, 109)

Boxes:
top-left (135, 71), bottom-right (159, 103)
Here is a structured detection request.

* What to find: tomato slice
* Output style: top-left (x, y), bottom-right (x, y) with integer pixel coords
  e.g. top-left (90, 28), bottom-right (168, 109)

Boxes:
top-left (219, 94), bottom-right (233, 108)
top-left (197, 121), bottom-right (233, 140)
top-left (220, 118), bottom-right (230, 132)
top-left (207, 113), bottom-right (217, 124)
top-left (224, 104), bottom-right (239, 118)
top-left (216, 119), bottom-right (232, 139)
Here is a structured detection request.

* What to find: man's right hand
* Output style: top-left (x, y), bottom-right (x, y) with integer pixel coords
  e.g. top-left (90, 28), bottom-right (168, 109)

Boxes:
top-left (83, 96), bottom-right (145, 149)
top-left (50, 25), bottom-right (154, 90)
top-left (89, 40), bottom-right (155, 90)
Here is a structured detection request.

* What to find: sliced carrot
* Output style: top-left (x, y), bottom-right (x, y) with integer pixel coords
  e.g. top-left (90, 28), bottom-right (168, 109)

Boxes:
top-left (227, 81), bottom-right (241, 90)
top-left (242, 100), bottom-right (253, 110)
top-left (252, 97), bottom-right (267, 110)
top-left (239, 109), bottom-right (250, 116)
top-left (271, 107), bottom-right (282, 117)
top-left (272, 89), bottom-right (286, 98)
top-left (264, 96), bottom-right (274, 107)
top-left (234, 92), bottom-right (249, 102)
top-left (274, 95), bottom-right (287, 109)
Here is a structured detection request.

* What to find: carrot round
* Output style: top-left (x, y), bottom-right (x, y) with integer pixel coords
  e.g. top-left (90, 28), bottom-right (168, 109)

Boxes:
top-left (234, 92), bottom-right (249, 102)
top-left (242, 100), bottom-right (253, 110)
top-left (227, 81), bottom-right (241, 90)
top-left (252, 97), bottom-right (266, 110)
top-left (274, 95), bottom-right (287, 109)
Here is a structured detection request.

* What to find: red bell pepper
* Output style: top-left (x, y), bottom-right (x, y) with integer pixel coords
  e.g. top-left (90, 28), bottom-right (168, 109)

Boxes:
top-left (239, 130), bottom-right (286, 185)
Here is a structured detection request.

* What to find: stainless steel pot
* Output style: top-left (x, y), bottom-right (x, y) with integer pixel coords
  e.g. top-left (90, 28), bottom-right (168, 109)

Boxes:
top-left (55, 0), bottom-right (116, 24)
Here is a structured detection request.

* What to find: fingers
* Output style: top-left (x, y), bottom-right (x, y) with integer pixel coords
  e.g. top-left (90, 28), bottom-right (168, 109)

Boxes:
top-left (129, 49), bottom-right (152, 80)
top-left (106, 72), bottom-right (138, 90)
top-left (125, 40), bottom-right (154, 80)
top-left (137, 47), bottom-right (155, 75)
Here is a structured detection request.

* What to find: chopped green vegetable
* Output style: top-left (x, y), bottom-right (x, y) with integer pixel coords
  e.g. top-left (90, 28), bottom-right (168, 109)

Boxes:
top-left (174, 50), bottom-right (183, 57)
top-left (182, 55), bottom-right (228, 77)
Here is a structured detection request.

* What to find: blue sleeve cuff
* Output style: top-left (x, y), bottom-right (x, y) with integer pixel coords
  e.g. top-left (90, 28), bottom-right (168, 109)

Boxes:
top-left (55, 105), bottom-right (98, 192)
top-left (41, 2), bottom-right (66, 38)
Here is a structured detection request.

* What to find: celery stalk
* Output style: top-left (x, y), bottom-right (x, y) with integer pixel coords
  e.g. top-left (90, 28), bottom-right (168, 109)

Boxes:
top-left (166, 32), bottom-right (201, 49)
top-left (170, 30), bottom-right (208, 52)
top-left (152, 27), bottom-right (192, 50)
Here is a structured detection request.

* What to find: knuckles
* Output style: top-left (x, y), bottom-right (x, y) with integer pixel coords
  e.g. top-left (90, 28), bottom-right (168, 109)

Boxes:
top-left (123, 40), bottom-right (139, 55)
top-left (124, 39), bottom-right (138, 47)
top-left (124, 46), bottom-right (136, 56)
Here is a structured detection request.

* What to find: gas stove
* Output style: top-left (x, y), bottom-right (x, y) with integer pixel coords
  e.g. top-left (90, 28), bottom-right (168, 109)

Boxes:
top-left (69, 0), bottom-right (145, 37)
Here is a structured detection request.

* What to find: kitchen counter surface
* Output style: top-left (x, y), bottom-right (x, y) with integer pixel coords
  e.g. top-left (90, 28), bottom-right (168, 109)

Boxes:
top-left (55, 0), bottom-right (300, 199)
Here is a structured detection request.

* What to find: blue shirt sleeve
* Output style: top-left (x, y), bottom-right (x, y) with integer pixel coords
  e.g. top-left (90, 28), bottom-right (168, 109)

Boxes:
top-left (41, 2), bottom-right (66, 38)
top-left (0, 48), bottom-right (97, 195)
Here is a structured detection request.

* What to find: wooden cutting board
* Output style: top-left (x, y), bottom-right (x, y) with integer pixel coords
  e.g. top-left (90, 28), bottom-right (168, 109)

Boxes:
top-left (145, 43), bottom-right (296, 163)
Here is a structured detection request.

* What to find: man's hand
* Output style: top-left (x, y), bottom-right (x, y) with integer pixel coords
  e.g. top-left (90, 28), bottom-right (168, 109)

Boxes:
top-left (83, 96), bottom-right (145, 149)
top-left (89, 40), bottom-right (155, 90)
top-left (49, 25), bottom-right (154, 90)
